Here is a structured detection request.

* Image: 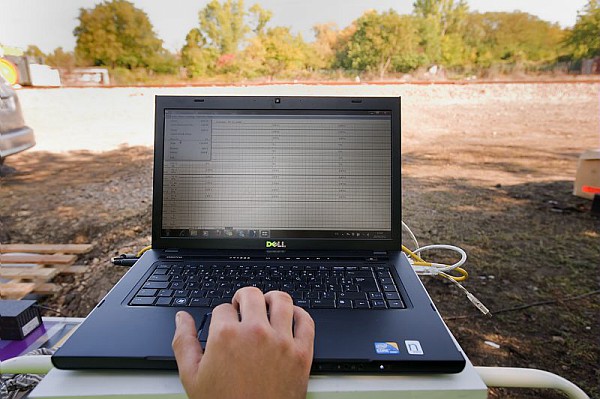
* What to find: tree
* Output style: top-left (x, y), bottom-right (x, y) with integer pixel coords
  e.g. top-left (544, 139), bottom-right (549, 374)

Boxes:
top-left (181, 28), bottom-right (218, 77)
top-left (413, 0), bottom-right (469, 65)
top-left (186, 0), bottom-right (273, 75)
top-left (565, 0), bottom-right (600, 59)
top-left (24, 45), bottom-right (45, 60)
top-left (45, 48), bottom-right (77, 70)
top-left (244, 27), bottom-right (307, 79)
top-left (199, 0), bottom-right (248, 55)
top-left (466, 12), bottom-right (566, 65)
top-left (337, 10), bottom-right (422, 78)
top-left (74, 0), bottom-right (165, 70)
top-left (310, 23), bottom-right (340, 69)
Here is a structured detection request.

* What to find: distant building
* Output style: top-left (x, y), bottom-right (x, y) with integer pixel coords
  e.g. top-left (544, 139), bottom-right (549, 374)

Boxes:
top-left (60, 68), bottom-right (111, 86)
top-left (581, 58), bottom-right (600, 75)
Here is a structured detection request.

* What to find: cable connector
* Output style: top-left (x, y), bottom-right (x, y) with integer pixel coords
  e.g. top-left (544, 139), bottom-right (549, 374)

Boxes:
top-left (111, 257), bottom-right (139, 267)
top-left (466, 292), bottom-right (492, 317)
top-left (412, 265), bottom-right (442, 275)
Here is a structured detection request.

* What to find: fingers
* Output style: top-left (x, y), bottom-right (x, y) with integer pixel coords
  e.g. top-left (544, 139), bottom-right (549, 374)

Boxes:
top-left (172, 311), bottom-right (203, 386)
top-left (209, 302), bottom-right (240, 331)
top-left (292, 305), bottom-right (315, 351)
top-left (232, 287), bottom-right (269, 325)
top-left (264, 291), bottom-right (294, 337)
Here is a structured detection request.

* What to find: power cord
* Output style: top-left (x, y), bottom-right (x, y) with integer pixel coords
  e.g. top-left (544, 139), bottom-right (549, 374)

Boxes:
top-left (401, 221), bottom-right (490, 316)
top-left (110, 246), bottom-right (151, 267)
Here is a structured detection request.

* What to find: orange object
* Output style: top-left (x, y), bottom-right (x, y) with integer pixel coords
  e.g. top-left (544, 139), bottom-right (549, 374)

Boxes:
top-left (0, 58), bottom-right (19, 85)
top-left (582, 185), bottom-right (600, 194)
top-left (574, 150), bottom-right (600, 200)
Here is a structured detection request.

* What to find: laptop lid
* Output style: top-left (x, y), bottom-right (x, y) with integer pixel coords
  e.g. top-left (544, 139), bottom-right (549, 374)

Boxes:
top-left (152, 96), bottom-right (401, 252)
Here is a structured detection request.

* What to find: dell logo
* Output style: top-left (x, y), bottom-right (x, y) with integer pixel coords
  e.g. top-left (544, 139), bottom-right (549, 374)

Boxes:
top-left (266, 241), bottom-right (286, 248)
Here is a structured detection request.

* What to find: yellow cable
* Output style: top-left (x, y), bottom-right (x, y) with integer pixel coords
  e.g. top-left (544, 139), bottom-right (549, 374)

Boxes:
top-left (136, 245), bottom-right (152, 257)
top-left (401, 245), bottom-right (428, 264)
top-left (403, 245), bottom-right (469, 281)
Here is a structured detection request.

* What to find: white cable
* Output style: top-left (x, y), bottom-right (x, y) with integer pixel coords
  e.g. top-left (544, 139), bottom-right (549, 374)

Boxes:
top-left (0, 355), bottom-right (53, 375)
top-left (413, 244), bottom-right (467, 272)
top-left (401, 220), bottom-right (419, 249)
top-left (475, 366), bottom-right (590, 399)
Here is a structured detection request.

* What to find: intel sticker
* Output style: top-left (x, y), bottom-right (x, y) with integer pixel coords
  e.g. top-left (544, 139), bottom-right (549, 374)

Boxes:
top-left (374, 342), bottom-right (400, 354)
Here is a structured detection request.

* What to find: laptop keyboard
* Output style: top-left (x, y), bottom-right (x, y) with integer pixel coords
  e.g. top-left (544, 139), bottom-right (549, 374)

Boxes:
top-left (129, 262), bottom-right (406, 310)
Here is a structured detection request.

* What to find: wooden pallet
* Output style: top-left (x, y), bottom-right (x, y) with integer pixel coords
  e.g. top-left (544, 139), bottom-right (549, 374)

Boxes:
top-left (0, 244), bottom-right (93, 300)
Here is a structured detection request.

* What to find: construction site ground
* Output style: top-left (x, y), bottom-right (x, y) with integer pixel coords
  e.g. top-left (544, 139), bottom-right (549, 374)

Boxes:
top-left (0, 82), bottom-right (598, 398)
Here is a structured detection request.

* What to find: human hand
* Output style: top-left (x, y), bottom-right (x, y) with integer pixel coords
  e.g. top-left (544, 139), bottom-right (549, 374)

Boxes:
top-left (172, 287), bottom-right (315, 399)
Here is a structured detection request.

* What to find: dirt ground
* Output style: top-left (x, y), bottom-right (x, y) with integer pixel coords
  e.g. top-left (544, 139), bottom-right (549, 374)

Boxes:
top-left (0, 83), bottom-right (598, 398)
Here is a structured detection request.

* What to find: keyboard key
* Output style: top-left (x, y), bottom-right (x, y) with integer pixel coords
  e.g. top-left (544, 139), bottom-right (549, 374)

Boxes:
top-left (130, 297), bottom-right (155, 306)
top-left (174, 290), bottom-right (189, 297)
top-left (321, 291), bottom-right (336, 300)
top-left (212, 299), bottom-right (230, 307)
top-left (371, 300), bottom-right (387, 309)
top-left (382, 284), bottom-right (396, 292)
top-left (190, 298), bottom-right (212, 307)
top-left (336, 299), bottom-right (353, 308)
top-left (171, 297), bottom-right (189, 307)
top-left (152, 268), bottom-right (169, 275)
top-left (354, 300), bottom-right (370, 309)
top-left (387, 300), bottom-right (405, 309)
top-left (346, 270), bottom-right (372, 277)
top-left (158, 289), bottom-right (174, 297)
top-left (137, 289), bottom-right (157, 297)
top-left (149, 275), bottom-right (169, 282)
top-left (384, 292), bottom-right (400, 300)
top-left (310, 299), bottom-right (335, 309)
top-left (380, 277), bottom-right (394, 284)
top-left (368, 292), bottom-right (384, 300)
top-left (206, 290), bottom-right (223, 298)
top-left (355, 278), bottom-right (378, 291)
top-left (290, 291), bottom-right (305, 300)
top-left (170, 281), bottom-right (185, 289)
top-left (143, 282), bottom-right (169, 289)
top-left (295, 299), bottom-right (310, 308)
top-left (338, 292), bottom-right (367, 300)
top-left (156, 297), bottom-right (172, 306)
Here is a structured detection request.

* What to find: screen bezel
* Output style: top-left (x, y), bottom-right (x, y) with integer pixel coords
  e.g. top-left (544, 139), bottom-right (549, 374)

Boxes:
top-left (152, 96), bottom-right (401, 251)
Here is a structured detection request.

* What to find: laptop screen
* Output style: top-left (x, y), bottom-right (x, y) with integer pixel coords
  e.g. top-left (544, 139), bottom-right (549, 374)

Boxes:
top-left (153, 96), bottom-right (400, 251)
top-left (160, 109), bottom-right (392, 242)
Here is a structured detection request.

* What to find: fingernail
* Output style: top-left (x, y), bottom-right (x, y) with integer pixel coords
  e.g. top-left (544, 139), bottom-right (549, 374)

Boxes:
top-left (175, 311), bottom-right (182, 326)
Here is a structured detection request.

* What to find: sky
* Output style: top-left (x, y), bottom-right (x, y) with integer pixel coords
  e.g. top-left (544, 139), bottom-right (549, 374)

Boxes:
top-left (0, 0), bottom-right (590, 54)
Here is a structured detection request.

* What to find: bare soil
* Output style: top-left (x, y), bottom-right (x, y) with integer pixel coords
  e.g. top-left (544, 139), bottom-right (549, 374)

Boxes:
top-left (0, 83), bottom-right (598, 398)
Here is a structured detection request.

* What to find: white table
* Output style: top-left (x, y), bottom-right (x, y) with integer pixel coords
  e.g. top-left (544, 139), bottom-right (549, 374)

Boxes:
top-left (30, 359), bottom-right (487, 399)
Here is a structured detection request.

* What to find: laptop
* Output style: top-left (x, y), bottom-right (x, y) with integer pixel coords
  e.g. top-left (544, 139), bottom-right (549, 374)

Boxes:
top-left (52, 96), bottom-right (465, 373)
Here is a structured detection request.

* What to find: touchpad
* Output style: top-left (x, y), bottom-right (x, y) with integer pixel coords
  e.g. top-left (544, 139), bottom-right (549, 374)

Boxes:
top-left (197, 312), bottom-right (211, 347)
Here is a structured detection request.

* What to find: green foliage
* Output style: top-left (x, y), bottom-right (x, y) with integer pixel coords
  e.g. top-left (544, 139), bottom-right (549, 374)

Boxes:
top-left (181, 28), bottom-right (219, 77)
top-left (467, 12), bottom-right (566, 65)
top-left (74, 0), bottom-right (169, 71)
top-left (413, 0), bottom-right (469, 64)
top-left (337, 10), bottom-right (422, 78)
top-left (243, 27), bottom-right (308, 79)
top-left (24, 45), bottom-right (45, 60)
top-left (565, 0), bottom-right (600, 59)
top-left (310, 23), bottom-right (339, 70)
top-left (199, 0), bottom-right (249, 55)
top-left (45, 48), bottom-right (77, 70)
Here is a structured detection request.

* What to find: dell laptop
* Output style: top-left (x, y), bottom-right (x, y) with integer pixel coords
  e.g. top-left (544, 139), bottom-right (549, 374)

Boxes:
top-left (52, 96), bottom-right (465, 373)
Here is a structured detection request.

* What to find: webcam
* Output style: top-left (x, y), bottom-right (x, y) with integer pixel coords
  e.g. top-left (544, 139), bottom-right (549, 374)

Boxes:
top-left (274, 98), bottom-right (281, 103)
